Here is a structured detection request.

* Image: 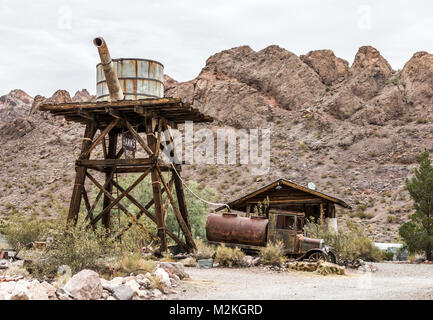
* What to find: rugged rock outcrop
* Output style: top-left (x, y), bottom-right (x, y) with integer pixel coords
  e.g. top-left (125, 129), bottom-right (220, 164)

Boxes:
top-left (300, 49), bottom-right (349, 85)
top-left (0, 89), bottom-right (33, 123)
top-left (400, 51), bottom-right (433, 107)
top-left (202, 45), bottom-right (326, 110)
top-left (72, 89), bottom-right (95, 103)
top-left (323, 46), bottom-right (394, 119)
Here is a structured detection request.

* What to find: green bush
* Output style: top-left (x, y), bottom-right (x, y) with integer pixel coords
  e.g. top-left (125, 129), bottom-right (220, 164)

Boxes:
top-left (3, 217), bottom-right (48, 249)
top-left (40, 222), bottom-right (121, 275)
top-left (382, 250), bottom-right (395, 261)
top-left (304, 220), bottom-right (383, 262)
top-left (214, 245), bottom-right (245, 267)
top-left (259, 241), bottom-right (285, 266)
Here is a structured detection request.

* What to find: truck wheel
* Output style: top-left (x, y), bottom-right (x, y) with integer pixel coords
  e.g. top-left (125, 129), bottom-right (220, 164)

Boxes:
top-left (327, 252), bottom-right (337, 264)
top-left (307, 251), bottom-right (326, 262)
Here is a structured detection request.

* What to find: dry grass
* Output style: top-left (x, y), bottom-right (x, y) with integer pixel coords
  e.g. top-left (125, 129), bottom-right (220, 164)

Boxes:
top-left (120, 254), bottom-right (157, 274)
top-left (194, 239), bottom-right (215, 260)
top-left (214, 245), bottom-right (245, 267)
top-left (148, 274), bottom-right (165, 291)
top-left (259, 241), bottom-right (285, 266)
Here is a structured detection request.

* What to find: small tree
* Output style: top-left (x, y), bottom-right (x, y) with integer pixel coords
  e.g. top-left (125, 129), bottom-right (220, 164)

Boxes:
top-left (400, 149), bottom-right (433, 261)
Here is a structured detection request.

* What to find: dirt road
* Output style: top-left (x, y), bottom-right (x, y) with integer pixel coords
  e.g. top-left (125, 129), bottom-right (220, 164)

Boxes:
top-left (174, 263), bottom-right (433, 300)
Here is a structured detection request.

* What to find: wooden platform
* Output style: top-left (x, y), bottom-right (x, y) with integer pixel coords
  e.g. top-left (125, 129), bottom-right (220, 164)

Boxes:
top-left (39, 97), bottom-right (213, 131)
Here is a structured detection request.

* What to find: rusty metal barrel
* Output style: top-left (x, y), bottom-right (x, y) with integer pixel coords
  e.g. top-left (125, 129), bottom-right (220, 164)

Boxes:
top-left (96, 57), bottom-right (164, 102)
top-left (206, 213), bottom-right (268, 247)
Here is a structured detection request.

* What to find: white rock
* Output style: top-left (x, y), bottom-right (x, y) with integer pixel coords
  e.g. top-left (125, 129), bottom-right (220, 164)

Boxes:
top-left (158, 262), bottom-right (189, 279)
top-left (124, 279), bottom-right (140, 295)
top-left (0, 281), bottom-right (16, 294)
top-left (41, 281), bottom-right (57, 298)
top-left (109, 276), bottom-right (125, 286)
top-left (26, 280), bottom-right (49, 300)
top-left (170, 274), bottom-right (180, 287)
top-left (137, 278), bottom-right (151, 289)
top-left (64, 269), bottom-right (102, 300)
top-left (151, 288), bottom-right (162, 297)
top-left (153, 268), bottom-right (171, 288)
top-left (136, 289), bottom-right (148, 299)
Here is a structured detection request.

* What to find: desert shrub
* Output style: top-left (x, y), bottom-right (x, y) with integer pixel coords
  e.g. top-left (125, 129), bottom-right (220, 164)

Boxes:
top-left (304, 220), bottom-right (383, 262)
top-left (148, 274), bottom-right (165, 291)
top-left (120, 253), bottom-right (157, 274)
top-left (382, 250), bottom-right (395, 261)
top-left (214, 245), bottom-right (245, 267)
top-left (38, 221), bottom-right (121, 276)
top-left (259, 241), bottom-right (285, 266)
top-left (3, 216), bottom-right (49, 249)
top-left (194, 239), bottom-right (215, 260)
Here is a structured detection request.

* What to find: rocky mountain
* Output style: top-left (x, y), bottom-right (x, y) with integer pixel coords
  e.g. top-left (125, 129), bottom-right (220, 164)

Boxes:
top-left (1, 45), bottom-right (433, 242)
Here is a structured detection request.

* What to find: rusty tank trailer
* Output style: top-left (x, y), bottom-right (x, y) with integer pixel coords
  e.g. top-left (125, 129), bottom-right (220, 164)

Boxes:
top-left (206, 211), bottom-right (337, 262)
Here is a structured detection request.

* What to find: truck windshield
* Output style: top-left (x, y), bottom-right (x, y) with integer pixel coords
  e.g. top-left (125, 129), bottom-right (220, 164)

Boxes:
top-left (276, 215), bottom-right (295, 230)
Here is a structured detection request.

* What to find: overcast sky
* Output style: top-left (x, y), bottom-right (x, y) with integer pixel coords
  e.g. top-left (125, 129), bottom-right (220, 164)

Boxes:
top-left (0, 0), bottom-right (432, 97)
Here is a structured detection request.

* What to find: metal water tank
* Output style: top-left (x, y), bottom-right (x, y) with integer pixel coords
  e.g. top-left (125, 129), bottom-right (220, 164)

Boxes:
top-left (206, 213), bottom-right (269, 247)
top-left (96, 58), bottom-right (164, 101)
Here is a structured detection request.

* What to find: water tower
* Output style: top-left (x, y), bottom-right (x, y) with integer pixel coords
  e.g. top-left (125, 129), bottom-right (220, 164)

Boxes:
top-left (40, 37), bottom-right (213, 253)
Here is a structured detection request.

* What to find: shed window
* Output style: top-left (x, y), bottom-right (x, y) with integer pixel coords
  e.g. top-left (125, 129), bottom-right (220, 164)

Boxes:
top-left (276, 215), bottom-right (295, 230)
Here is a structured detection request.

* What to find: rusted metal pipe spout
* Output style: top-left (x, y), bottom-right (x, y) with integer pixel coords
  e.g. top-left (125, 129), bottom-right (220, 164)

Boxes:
top-left (93, 37), bottom-right (124, 101)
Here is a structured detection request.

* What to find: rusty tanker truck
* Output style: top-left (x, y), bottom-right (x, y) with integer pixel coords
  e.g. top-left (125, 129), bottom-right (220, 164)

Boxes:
top-left (206, 211), bottom-right (338, 263)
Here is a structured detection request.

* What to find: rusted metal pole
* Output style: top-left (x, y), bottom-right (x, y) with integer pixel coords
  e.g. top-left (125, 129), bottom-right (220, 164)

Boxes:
top-left (93, 37), bottom-right (124, 101)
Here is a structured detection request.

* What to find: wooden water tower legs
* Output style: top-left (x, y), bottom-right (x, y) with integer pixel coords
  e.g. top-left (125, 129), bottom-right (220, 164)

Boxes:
top-left (65, 117), bottom-right (196, 253)
top-left (66, 121), bottom-right (97, 227)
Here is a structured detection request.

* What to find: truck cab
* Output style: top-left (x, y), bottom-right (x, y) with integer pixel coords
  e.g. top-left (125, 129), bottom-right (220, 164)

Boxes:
top-left (267, 211), bottom-right (334, 262)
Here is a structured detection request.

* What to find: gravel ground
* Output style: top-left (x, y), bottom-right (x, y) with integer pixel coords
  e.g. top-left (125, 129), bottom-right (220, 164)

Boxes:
top-left (174, 263), bottom-right (433, 300)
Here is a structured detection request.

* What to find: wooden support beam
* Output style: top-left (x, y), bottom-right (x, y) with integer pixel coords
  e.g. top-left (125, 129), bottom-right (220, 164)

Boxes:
top-left (86, 172), bottom-right (141, 226)
top-left (102, 130), bottom-right (117, 230)
top-left (101, 136), bottom-right (108, 159)
top-left (155, 164), bottom-right (196, 250)
top-left (92, 167), bottom-right (152, 225)
top-left (77, 109), bottom-right (95, 121)
top-left (67, 121), bottom-right (97, 228)
top-left (173, 169), bottom-right (191, 230)
top-left (147, 120), bottom-right (167, 252)
top-left (77, 158), bottom-right (155, 167)
top-left (162, 174), bottom-right (175, 221)
top-left (84, 149), bottom-right (124, 222)
top-left (110, 179), bottom-right (189, 250)
top-left (82, 188), bottom-right (92, 218)
top-left (80, 119), bottom-right (119, 159)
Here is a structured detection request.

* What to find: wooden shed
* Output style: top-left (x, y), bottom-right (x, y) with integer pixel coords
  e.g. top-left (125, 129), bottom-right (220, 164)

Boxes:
top-left (216, 178), bottom-right (351, 224)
